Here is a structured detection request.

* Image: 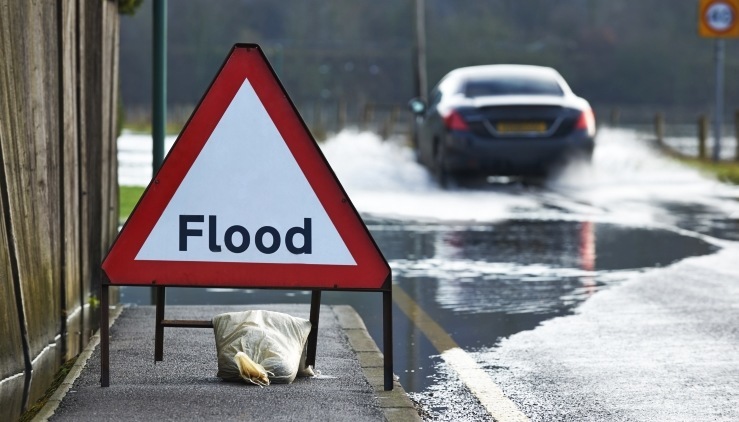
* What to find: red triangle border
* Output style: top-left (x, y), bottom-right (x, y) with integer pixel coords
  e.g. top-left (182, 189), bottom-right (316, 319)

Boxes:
top-left (102, 44), bottom-right (390, 290)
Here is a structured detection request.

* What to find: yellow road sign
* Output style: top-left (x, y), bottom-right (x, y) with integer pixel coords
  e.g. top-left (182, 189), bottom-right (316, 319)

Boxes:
top-left (699, 0), bottom-right (739, 37)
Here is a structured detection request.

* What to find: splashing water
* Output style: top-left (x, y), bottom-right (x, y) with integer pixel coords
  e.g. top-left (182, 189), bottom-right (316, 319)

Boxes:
top-left (118, 127), bottom-right (739, 226)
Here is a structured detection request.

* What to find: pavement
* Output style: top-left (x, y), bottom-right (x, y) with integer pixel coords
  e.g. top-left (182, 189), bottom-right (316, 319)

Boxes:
top-left (37, 304), bottom-right (420, 421)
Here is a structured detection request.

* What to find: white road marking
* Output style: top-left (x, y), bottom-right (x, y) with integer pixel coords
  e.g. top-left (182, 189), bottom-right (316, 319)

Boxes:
top-left (393, 285), bottom-right (529, 421)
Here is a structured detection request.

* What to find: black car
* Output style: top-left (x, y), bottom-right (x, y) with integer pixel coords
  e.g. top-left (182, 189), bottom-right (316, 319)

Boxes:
top-left (409, 64), bottom-right (596, 185)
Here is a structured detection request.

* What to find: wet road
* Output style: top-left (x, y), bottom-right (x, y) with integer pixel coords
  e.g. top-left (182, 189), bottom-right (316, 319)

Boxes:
top-left (119, 215), bottom-right (723, 419)
top-left (118, 127), bottom-right (739, 420)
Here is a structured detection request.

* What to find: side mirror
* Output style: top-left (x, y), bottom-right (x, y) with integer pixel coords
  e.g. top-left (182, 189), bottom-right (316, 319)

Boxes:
top-left (408, 98), bottom-right (426, 115)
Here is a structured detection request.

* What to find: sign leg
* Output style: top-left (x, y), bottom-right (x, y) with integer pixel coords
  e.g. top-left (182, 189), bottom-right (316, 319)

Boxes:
top-left (306, 290), bottom-right (321, 367)
top-left (101, 283), bottom-right (110, 387)
top-left (154, 286), bottom-right (166, 361)
top-left (383, 289), bottom-right (394, 391)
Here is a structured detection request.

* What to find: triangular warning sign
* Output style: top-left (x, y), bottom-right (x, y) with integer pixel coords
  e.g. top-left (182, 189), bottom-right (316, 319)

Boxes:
top-left (103, 44), bottom-right (390, 290)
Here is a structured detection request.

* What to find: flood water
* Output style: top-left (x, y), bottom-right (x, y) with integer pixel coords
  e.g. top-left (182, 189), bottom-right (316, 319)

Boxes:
top-left (120, 217), bottom-right (718, 393)
top-left (118, 126), bottom-right (739, 416)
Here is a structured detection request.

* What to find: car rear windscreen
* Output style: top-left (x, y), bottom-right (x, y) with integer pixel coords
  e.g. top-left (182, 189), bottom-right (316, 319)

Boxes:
top-left (464, 75), bottom-right (564, 97)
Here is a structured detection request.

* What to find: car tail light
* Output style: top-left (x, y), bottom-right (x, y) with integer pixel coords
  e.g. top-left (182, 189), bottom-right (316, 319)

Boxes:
top-left (443, 110), bottom-right (470, 131)
top-left (575, 108), bottom-right (596, 137)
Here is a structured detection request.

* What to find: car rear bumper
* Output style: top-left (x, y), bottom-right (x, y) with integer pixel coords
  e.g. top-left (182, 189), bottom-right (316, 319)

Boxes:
top-left (441, 130), bottom-right (595, 176)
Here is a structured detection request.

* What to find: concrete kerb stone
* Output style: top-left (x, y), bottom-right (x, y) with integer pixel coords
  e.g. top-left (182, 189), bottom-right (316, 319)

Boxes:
top-left (332, 305), bottom-right (421, 422)
top-left (34, 305), bottom-right (124, 422)
top-left (356, 351), bottom-right (385, 368)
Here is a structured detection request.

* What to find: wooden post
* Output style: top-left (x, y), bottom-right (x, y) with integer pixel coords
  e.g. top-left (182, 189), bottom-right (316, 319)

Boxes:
top-left (699, 115), bottom-right (709, 161)
top-left (312, 103), bottom-right (325, 141)
top-left (610, 108), bottom-right (620, 126)
top-left (362, 103), bottom-right (374, 131)
top-left (337, 99), bottom-right (347, 131)
top-left (389, 105), bottom-right (400, 138)
top-left (379, 105), bottom-right (401, 140)
top-left (655, 112), bottom-right (665, 146)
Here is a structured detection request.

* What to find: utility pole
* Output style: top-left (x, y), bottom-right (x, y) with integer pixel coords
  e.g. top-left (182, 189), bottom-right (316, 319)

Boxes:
top-left (152, 0), bottom-right (167, 305)
top-left (413, 0), bottom-right (427, 100)
top-left (153, 0), bottom-right (167, 173)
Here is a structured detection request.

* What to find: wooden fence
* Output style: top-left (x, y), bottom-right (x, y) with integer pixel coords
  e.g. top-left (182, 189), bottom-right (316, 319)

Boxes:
top-left (128, 100), bottom-right (415, 144)
top-left (653, 111), bottom-right (739, 161)
top-left (0, 0), bottom-right (119, 418)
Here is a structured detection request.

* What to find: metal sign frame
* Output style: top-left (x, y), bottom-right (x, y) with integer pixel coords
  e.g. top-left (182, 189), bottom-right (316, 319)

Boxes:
top-left (100, 44), bottom-right (393, 390)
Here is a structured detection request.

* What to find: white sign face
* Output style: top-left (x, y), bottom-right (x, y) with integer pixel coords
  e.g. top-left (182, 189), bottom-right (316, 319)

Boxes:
top-left (706, 2), bottom-right (735, 31)
top-left (135, 79), bottom-right (356, 266)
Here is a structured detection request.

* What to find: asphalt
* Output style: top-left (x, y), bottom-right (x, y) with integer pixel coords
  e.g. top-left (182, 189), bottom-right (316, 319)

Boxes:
top-left (38, 304), bottom-right (419, 422)
top-left (480, 246), bottom-right (739, 421)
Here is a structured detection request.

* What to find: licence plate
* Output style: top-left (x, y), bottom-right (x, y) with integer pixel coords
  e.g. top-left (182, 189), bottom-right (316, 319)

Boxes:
top-left (496, 121), bottom-right (547, 134)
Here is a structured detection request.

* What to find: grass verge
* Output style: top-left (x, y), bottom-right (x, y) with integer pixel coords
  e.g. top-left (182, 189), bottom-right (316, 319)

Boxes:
top-left (120, 185), bottom-right (145, 221)
top-left (123, 122), bottom-right (183, 135)
top-left (675, 156), bottom-right (739, 185)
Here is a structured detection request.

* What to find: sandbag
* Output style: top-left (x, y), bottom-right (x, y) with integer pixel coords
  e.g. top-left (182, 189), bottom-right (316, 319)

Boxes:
top-left (212, 310), bottom-right (314, 385)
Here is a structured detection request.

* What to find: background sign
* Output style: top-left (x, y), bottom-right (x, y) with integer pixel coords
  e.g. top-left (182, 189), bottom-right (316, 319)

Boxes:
top-left (699, 0), bottom-right (739, 37)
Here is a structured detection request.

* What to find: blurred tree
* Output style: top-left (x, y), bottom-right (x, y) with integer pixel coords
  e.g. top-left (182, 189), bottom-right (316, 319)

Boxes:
top-left (118, 0), bottom-right (739, 123)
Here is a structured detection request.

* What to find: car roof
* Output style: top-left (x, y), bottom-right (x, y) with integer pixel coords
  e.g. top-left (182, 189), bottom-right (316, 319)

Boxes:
top-left (439, 64), bottom-right (572, 95)
top-left (446, 64), bottom-right (562, 79)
